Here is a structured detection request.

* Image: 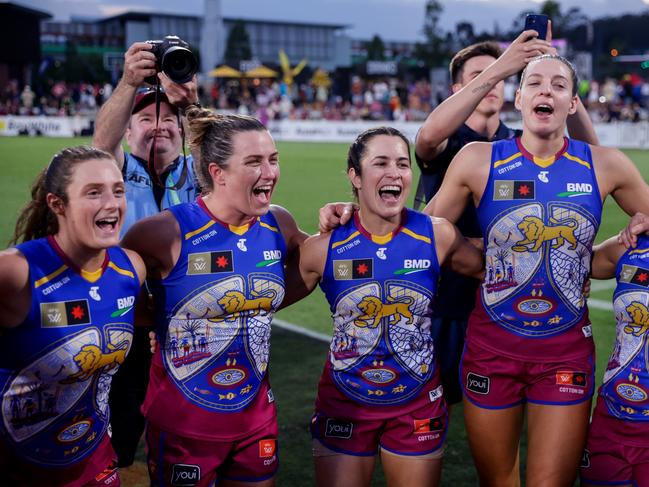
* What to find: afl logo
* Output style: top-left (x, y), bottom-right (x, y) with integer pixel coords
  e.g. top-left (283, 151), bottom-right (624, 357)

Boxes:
top-left (616, 382), bottom-right (648, 402)
top-left (57, 420), bottom-right (92, 443)
top-left (515, 296), bottom-right (555, 316)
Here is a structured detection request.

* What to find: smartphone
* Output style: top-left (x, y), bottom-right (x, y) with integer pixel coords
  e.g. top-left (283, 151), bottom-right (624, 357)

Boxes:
top-left (524, 13), bottom-right (549, 40)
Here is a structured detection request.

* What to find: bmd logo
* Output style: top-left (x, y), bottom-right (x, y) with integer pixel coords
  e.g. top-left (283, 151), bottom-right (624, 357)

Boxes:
top-left (171, 464), bottom-right (200, 486)
top-left (394, 259), bottom-right (431, 275)
top-left (257, 250), bottom-right (282, 268)
top-left (263, 250), bottom-right (281, 260)
top-left (558, 182), bottom-right (593, 197)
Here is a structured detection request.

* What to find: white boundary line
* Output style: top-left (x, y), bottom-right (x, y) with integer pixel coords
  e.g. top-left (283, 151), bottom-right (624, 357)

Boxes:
top-left (274, 318), bottom-right (330, 343)
top-left (587, 298), bottom-right (614, 311)
top-left (276, 297), bottom-right (614, 342)
top-left (590, 279), bottom-right (616, 292)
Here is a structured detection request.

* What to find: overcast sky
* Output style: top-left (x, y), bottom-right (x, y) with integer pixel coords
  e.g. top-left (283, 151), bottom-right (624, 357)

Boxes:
top-left (12, 0), bottom-right (649, 42)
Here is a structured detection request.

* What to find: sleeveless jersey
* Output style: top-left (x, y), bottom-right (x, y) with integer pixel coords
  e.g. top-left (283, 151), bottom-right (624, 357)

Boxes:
top-left (143, 199), bottom-right (286, 440)
top-left (121, 152), bottom-right (197, 236)
top-left (472, 137), bottom-right (601, 361)
top-left (0, 237), bottom-right (140, 468)
top-left (317, 209), bottom-right (442, 421)
top-left (600, 235), bottom-right (649, 426)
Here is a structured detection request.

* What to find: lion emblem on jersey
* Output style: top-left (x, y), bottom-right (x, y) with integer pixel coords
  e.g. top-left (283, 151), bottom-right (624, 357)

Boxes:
top-left (624, 302), bottom-right (649, 336)
top-left (354, 296), bottom-right (414, 329)
top-left (513, 216), bottom-right (578, 252)
top-left (210, 289), bottom-right (277, 322)
top-left (61, 340), bottom-right (130, 383)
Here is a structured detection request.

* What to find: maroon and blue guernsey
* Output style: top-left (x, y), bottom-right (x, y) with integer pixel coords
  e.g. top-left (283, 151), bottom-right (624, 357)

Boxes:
top-left (471, 137), bottom-right (602, 361)
top-left (0, 237), bottom-right (139, 469)
top-left (143, 200), bottom-right (286, 440)
top-left (599, 235), bottom-right (649, 431)
top-left (317, 209), bottom-right (443, 420)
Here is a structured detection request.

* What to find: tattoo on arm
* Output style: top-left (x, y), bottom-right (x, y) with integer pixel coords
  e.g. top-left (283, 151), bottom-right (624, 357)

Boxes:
top-left (471, 82), bottom-right (492, 94)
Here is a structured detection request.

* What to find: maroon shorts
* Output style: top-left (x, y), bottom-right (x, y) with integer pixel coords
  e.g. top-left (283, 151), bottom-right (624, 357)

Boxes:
top-left (0, 434), bottom-right (119, 487)
top-left (311, 394), bottom-right (448, 457)
top-left (461, 338), bottom-right (594, 409)
top-left (146, 420), bottom-right (278, 486)
top-left (581, 399), bottom-right (649, 485)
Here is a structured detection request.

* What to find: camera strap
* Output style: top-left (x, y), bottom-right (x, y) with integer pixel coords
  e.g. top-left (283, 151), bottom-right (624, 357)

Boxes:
top-left (147, 83), bottom-right (188, 192)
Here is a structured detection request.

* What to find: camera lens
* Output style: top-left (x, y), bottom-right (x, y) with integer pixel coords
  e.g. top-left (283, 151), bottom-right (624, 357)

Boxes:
top-left (161, 47), bottom-right (198, 84)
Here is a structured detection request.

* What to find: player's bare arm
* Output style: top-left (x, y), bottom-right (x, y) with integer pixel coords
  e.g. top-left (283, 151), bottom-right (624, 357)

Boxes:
top-left (415, 30), bottom-right (550, 162)
top-left (593, 145), bottom-right (649, 216)
top-left (423, 141), bottom-right (492, 222)
top-left (280, 232), bottom-right (328, 309)
top-left (431, 216), bottom-right (485, 279)
top-left (0, 249), bottom-right (31, 328)
top-left (121, 210), bottom-right (181, 279)
top-left (92, 42), bottom-right (156, 166)
top-left (591, 236), bottom-right (625, 280)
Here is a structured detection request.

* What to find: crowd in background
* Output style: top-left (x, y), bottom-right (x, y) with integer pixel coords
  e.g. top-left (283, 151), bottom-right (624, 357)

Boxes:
top-left (3, 72), bottom-right (649, 123)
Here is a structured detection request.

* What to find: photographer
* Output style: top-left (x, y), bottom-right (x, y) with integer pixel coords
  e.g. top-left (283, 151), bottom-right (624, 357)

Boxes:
top-left (92, 40), bottom-right (200, 468)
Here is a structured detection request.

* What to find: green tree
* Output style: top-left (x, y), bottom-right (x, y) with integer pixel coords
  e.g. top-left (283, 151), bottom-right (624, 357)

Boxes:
top-left (417, 0), bottom-right (449, 68)
top-left (366, 35), bottom-right (386, 61)
top-left (455, 21), bottom-right (476, 48)
top-left (224, 20), bottom-right (252, 65)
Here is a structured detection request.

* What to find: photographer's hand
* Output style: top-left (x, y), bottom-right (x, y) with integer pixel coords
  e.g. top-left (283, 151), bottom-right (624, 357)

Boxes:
top-left (490, 30), bottom-right (553, 80)
top-left (159, 73), bottom-right (199, 111)
top-left (122, 42), bottom-right (157, 88)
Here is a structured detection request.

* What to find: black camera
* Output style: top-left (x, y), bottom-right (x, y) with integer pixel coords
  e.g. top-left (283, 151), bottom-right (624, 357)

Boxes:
top-left (145, 35), bottom-right (198, 85)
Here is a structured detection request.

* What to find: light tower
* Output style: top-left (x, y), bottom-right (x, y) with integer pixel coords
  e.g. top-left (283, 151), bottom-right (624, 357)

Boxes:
top-left (201, 0), bottom-right (224, 75)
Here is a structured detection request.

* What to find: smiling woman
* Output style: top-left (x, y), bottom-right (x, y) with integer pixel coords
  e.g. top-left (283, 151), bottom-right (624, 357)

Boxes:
top-left (280, 127), bottom-right (484, 487)
top-left (0, 146), bottom-right (146, 485)
top-left (120, 107), bottom-right (308, 487)
top-left (419, 54), bottom-right (649, 486)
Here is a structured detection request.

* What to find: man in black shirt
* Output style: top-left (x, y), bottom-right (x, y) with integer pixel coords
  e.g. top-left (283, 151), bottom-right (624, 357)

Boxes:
top-left (414, 31), bottom-right (598, 404)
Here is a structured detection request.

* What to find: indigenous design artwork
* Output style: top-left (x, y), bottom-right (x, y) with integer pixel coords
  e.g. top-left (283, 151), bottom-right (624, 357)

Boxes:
top-left (602, 293), bottom-right (649, 420)
top-left (1, 326), bottom-right (132, 466)
top-left (330, 280), bottom-right (434, 405)
top-left (162, 273), bottom-right (284, 412)
top-left (483, 202), bottom-right (597, 336)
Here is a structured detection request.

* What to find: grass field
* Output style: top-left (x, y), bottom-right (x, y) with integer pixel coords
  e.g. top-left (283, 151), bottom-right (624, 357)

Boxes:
top-left (0, 136), bottom-right (645, 486)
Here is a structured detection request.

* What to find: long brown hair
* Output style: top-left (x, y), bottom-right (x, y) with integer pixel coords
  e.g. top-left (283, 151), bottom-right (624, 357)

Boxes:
top-left (11, 146), bottom-right (115, 244)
